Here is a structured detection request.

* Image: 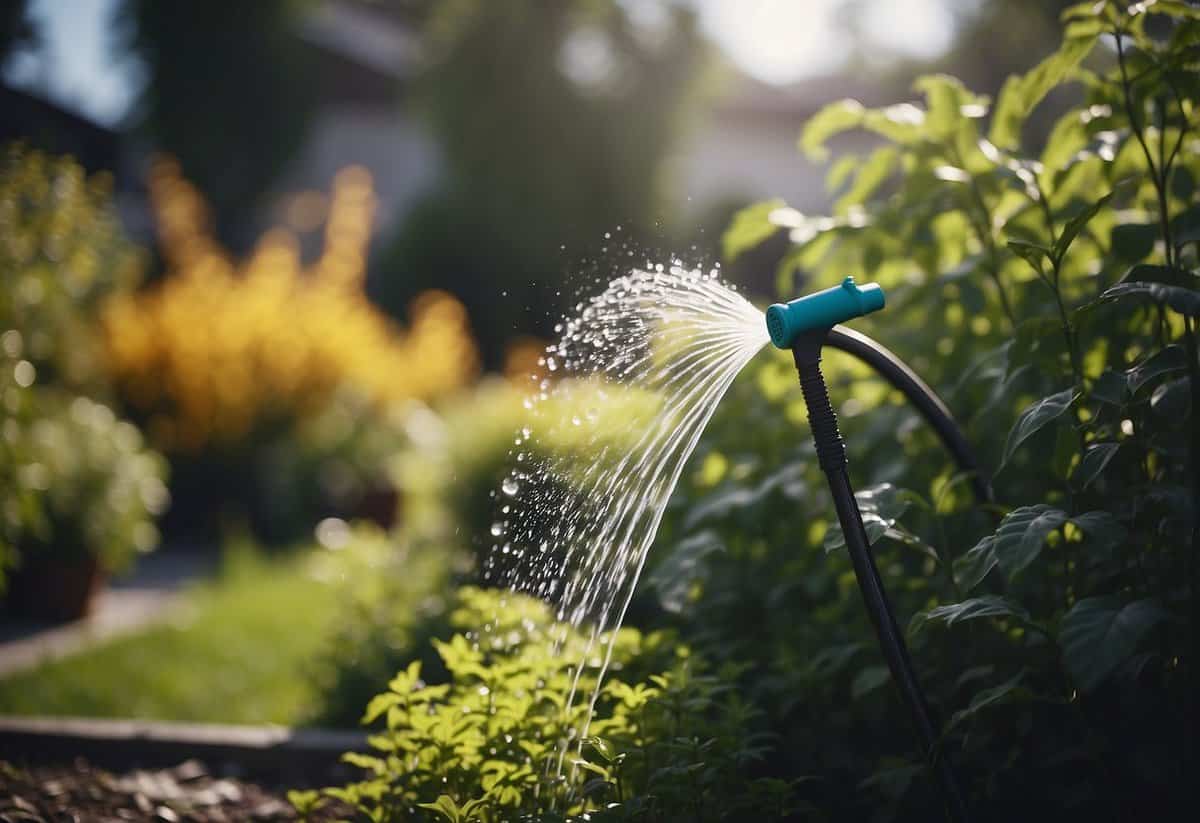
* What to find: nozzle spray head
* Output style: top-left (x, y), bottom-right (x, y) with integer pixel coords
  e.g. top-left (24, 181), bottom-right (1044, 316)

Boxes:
top-left (765, 277), bottom-right (885, 349)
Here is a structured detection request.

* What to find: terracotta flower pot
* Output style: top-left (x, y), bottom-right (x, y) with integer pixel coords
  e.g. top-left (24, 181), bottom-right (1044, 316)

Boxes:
top-left (5, 553), bottom-right (106, 623)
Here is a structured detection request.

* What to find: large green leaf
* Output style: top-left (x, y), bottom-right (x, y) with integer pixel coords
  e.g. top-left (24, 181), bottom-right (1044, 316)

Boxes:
top-left (1151, 377), bottom-right (1191, 419)
top-left (648, 530), bottom-right (724, 614)
top-left (955, 506), bottom-right (1067, 587)
top-left (1120, 263), bottom-right (1200, 288)
top-left (835, 146), bottom-right (898, 212)
top-left (1072, 442), bottom-right (1120, 489)
top-left (1070, 510), bottom-right (1128, 557)
top-left (1172, 203), bottom-right (1200, 246)
top-left (1052, 190), bottom-right (1115, 263)
top-left (947, 671), bottom-right (1030, 731)
top-left (954, 535), bottom-right (999, 591)
top-left (914, 73), bottom-right (984, 141)
top-left (823, 483), bottom-right (935, 560)
top-left (1002, 389), bottom-right (1077, 467)
top-left (684, 463), bottom-right (806, 529)
top-left (1102, 267), bottom-right (1200, 316)
top-left (1007, 239), bottom-right (1050, 273)
top-left (800, 99), bottom-right (866, 160)
top-left (989, 35), bottom-right (1097, 150)
top-left (910, 595), bottom-right (1033, 636)
top-left (1126, 345), bottom-right (1189, 393)
top-left (862, 103), bottom-right (928, 145)
top-left (1110, 223), bottom-right (1159, 262)
top-left (995, 505), bottom-right (1068, 577)
top-left (1090, 370), bottom-right (1128, 406)
top-left (1060, 597), bottom-right (1167, 691)
top-left (721, 198), bottom-right (785, 262)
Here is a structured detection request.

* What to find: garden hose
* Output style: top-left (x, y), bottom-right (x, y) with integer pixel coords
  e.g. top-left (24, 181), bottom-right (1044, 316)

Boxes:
top-left (767, 281), bottom-right (973, 822)
top-left (824, 326), bottom-right (993, 505)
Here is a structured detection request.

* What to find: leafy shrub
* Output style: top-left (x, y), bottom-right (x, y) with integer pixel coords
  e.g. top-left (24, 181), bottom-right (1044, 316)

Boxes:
top-left (0, 143), bottom-right (143, 396)
top-left (0, 345), bottom-right (169, 592)
top-left (305, 522), bottom-right (463, 727)
top-left (0, 147), bottom-right (167, 592)
top-left (102, 159), bottom-right (479, 541)
top-left (295, 587), bottom-right (793, 822)
top-left (305, 4), bottom-right (1199, 818)
top-left (104, 159), bottom-right (478, 453)
top-left (649, 1), bottom-right (1200, 816)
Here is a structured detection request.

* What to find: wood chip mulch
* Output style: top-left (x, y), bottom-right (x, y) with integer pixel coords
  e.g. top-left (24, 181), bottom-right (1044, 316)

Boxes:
top-left (0, 758), bottom-right (350, 822)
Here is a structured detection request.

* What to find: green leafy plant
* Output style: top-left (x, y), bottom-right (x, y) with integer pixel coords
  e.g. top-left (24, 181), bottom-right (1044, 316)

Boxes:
top-left (313, 4), bottom-right (1198, 818)
top-left (664, 1), bottom-right (1199, 816)
top-left (0, 345), bottom-right (169, 594)
top-left (298, 587), bottom-right (794, 822)
top-left (0, 143), bottom-right (143, 396)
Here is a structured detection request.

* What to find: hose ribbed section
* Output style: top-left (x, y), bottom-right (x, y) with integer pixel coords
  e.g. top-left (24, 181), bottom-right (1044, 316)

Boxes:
top-left (796, 363), bottom-right (846, 473)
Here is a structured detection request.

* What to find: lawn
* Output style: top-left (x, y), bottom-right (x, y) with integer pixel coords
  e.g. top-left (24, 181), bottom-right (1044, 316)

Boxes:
top-left (0, 544), bottom-right (356, 726)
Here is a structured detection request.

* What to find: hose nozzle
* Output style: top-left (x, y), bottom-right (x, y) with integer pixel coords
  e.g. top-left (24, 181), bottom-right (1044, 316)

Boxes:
top-left (766, 277), bottom-right (885, 349)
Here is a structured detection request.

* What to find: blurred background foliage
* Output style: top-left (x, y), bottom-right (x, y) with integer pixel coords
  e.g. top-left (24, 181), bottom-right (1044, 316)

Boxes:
top-left (0, 1), bottom-right (1197, 820)
top-left (371, 0), bottom-right (711, 362)
top-left (117, 0), bottom-right (322, 249)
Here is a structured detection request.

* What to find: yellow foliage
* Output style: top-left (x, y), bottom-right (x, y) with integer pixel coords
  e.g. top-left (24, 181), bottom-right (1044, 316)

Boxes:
top-left (103, 158), bottom-right (478, 452)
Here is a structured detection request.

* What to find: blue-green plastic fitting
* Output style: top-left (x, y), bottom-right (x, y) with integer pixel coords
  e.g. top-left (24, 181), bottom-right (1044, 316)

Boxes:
top-left (765, 277), bottom-right (886, 349)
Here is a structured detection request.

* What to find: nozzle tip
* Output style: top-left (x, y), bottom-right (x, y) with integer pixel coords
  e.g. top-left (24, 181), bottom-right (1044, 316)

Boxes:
top-left (765, 278), bottom-right (886, 349)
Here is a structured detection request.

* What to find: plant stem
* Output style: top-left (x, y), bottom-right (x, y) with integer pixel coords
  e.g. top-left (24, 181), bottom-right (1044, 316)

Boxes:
top-left (1115, 29), bottom-right (1175, 266)
top-left (953, 144), bottom-right (1017, 329)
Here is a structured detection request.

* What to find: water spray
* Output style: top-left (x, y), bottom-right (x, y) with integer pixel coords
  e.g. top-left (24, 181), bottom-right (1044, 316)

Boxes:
top-left (768, 276), bottom-right (972, 823)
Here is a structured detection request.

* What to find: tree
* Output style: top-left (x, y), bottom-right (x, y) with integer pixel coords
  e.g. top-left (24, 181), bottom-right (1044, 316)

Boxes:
top-left (373, 0), bottom-right (711, 364)
top-left (119, 0), bottom-right (319, 249)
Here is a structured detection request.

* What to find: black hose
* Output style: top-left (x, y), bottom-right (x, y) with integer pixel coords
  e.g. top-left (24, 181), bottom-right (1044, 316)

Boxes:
top-left (791, 330), bottom-right (971, 823)
top-left (825, 326), bottom-right (993, 505)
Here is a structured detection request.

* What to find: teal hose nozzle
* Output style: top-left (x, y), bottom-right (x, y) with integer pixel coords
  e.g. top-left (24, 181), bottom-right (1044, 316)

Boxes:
top-left (765, 276), bottom-right (886, 349)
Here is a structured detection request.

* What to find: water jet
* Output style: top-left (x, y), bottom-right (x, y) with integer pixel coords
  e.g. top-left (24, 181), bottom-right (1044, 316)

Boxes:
top-left (495, 266), bottom-right (985, 821)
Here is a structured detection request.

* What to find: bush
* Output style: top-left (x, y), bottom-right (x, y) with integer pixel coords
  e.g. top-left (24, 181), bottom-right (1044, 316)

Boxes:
top-left (0, 145), bottom-right (167, 595)
top-left (0, 144), bottom-right (144, 397)
top-left (310, 378), bottom-right (663, 725)
top-left (307, 4), bottom-right (1198, 818)
top-left (0, 346), bottom-right (169, 594)
top-left (103, 159), bottom-right (480, 541)
top-left (295, 587), bottom-right (794, 822)
top-left (654, 1), bottom-right (1199, 816)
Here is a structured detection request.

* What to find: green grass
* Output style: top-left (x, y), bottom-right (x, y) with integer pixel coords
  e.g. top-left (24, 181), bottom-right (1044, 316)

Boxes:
top-left (0, 544), bottom-right (353, 726)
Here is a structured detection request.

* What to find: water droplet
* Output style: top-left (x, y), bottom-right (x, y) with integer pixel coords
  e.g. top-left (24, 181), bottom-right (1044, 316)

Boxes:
top-left (502, 477), bottom-right (520, 496)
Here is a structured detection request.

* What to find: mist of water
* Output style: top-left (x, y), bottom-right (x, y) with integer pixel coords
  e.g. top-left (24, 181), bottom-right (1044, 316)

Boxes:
top-left (485, 260), bottom-right (770, 768)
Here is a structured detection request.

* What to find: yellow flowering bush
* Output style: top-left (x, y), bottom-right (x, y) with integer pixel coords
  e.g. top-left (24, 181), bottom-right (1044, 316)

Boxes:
top-left (104, 159), bottom-right (479, 453)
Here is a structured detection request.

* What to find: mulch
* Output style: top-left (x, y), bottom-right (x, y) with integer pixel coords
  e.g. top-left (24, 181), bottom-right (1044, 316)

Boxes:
top-left (0, 758), bottom-right (351, 822)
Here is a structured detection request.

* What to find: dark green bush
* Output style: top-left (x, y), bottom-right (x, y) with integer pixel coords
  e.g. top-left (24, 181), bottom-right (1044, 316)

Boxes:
top-left (656, 1), bottom-right (1198, 816)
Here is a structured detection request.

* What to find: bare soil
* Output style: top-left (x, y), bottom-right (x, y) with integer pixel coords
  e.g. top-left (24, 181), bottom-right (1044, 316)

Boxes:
top-left (0, 758), bottom-right (349, 822)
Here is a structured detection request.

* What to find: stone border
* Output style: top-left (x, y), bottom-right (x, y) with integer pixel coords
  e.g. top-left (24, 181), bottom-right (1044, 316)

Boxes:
top-left (0, 716), bottom-right (367, 783)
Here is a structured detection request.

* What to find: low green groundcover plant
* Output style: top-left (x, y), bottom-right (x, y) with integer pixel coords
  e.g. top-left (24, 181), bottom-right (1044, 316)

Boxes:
top-left (292, 587), bottom-right (794, 822)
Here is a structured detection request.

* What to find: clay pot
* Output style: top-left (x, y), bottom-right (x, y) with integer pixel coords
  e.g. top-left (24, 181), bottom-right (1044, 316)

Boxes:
top-left (5, 552), bottom-right (106, 622)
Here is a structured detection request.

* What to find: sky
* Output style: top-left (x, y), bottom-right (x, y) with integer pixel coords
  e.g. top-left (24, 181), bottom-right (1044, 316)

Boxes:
top-left (2, 0), bottom-right (961, 127)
